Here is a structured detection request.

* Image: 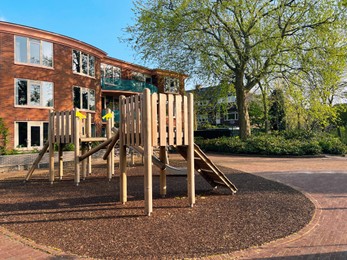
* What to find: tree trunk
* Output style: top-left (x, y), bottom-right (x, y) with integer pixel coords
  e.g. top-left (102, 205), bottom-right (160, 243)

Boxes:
top-left (258, 82), bottom-right (269, 133)
top-left (235, 82), bottom-right (251, 140)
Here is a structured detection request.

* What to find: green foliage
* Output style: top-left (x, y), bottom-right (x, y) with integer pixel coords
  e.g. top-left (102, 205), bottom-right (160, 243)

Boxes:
top-left (0, 118), bottom-right (9, 155)
top-left (54, 143), bottom-right (75, 151)
top-left (195, 130), bottom-right (346, 155)
top-left (126, 0), bottom-right (347, 139)
top-left (269, 89), bottom-right (286, 131)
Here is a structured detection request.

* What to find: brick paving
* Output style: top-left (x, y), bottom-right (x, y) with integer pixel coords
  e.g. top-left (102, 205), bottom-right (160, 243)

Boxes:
top-left (205, 155), bottom-right (347, 260)
top-left (1, 155), bottom-right (347, 259)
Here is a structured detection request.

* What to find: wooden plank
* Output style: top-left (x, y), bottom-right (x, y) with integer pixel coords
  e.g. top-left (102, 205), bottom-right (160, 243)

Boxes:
top-left (175, 95), bottom-right (182, 145)
top-left (59, 112), bottom-right (64, 144)
top-left (55, 112), bottom-right (60, 143)
top-left (129, 95), bottom-right (134, 146)
top-left (49, 110), bottom-right (55, 184)
top-left (183, 96), bottom-right (188, 145)
top-left (126, 97), bottom-right (131, 146)
top-left (135, 94), bottom-right (140, 147)
top-left (80, 137), bottom-right (107, 142)
top-left (159, 94), bottom-right (167, 146)
top-left (140, 94), bottom-right (144, 147)
top-left (167, 94), bottom-right (174, 145)
top-left (151, 93), bottom-right (158, 147)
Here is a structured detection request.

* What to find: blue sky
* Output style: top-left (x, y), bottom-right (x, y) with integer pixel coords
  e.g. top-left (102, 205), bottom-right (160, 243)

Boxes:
top-left (0, 0), bottom-right (144, 65)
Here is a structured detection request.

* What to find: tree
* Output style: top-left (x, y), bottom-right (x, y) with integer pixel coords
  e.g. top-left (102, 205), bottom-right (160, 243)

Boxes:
top-left (125, 0), bottom-right (347, 139)
top-left (269, 88), bottom-right (286, 131)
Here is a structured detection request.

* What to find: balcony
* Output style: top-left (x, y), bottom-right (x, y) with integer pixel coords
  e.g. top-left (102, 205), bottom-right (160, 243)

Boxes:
top-left (101, 78), bottom-right (158, 94)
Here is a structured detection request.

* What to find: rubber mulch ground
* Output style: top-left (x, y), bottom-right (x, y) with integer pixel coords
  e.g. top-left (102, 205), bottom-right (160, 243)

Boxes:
top-left (0, 160), bottom-right (314, 259)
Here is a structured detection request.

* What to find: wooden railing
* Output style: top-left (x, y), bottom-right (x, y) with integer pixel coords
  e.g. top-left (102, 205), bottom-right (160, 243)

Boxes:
top-left (119, 92), bottom-right (190, 147)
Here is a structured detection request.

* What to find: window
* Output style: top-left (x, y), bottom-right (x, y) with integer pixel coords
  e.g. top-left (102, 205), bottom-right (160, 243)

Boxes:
top-left (73, 86), bottom-right (95, 111)
top-left (224, 112), bottom-right (238, 121)
top-left (100, 63), bottom-right (121, 84)
top-left (15, 79), bottom-right (54, 108)
top-left (15, 36), bottom-right (53, 67)
top-left (15, 122), bottom-right (49, 149)
top-left (72, 50), bottom-right (95, 77)
top-left (164, 77), bottom-right (180, 93)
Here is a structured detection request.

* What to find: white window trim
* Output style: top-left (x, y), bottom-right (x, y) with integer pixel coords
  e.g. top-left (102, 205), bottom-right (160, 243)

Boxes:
top-left (72, 50), bottom-right (95, 78)
top-left (14, 121), bottom-right (48, 150)
top-left (73, 86), bottom-right (96, 112)
top-left (14, 78), bottom-right (54, 109)
top-left (101, 63), bottom-right (121, 85)
top-left (164, 77), bottom-right (180, 93)
top-left (14, 36), bottom-right (54, 69)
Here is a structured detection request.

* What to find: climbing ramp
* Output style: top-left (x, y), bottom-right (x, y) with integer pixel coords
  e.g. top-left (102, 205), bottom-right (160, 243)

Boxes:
top-left (176, 144), bottom-right (238, 193)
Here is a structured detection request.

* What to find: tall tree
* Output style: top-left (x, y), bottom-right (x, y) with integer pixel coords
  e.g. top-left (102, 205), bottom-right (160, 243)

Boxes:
top-left (125, 0), bottom-right (347, 139)
top-left (269, 88), bottom-right (286, 131)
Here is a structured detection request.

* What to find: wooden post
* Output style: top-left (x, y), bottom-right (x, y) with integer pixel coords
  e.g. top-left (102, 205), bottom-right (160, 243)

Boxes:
top-left (74, 108), bottom-right (80, 186)
top-left (111, 112), bottom-right (115, 177)
top-left (49, 110), bottom-right (55, 184)
top-left (159, 146), bottom-right (167, 197)
top-left (82, 143), bottom-right (87, 180)
top-left (58, 143), bottom-right (64, 180)
top-left (144, 89), bottom-right (153, 216)
top-left (106, 108), bottom-right (113, 181)
top-left (187, 93), bottom-right (195, 206)
top-left (119, 95), bottom-right (127, 204)
top-left (86, 113), bottom-right (92, 175)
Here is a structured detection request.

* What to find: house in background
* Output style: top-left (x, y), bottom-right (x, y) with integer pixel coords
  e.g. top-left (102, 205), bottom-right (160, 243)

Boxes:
top-left (0, 21), bottom-right (187, 151)
top-left (187, 86), bottom-right (238, 129)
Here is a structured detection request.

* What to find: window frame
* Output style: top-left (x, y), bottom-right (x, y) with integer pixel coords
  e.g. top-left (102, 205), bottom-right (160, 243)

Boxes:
top-left (100, 63), bottom-right (121, 85)
top-left (14, 36), bottom-right (54, 68)
top-left (14, 121), bottom-right (49, 150)
top-left (164, 77), bottom-right (180, 93)
top-left (73, 86), bottom-right (96, 112)
top-left (72, 50), bottom-right (95, 77)
top-left (14, 79), bottom-right (54, 108)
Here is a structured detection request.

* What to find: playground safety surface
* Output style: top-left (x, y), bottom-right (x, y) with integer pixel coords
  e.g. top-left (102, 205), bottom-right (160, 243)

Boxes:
top-left (0, 158), bottom-right (314, 259)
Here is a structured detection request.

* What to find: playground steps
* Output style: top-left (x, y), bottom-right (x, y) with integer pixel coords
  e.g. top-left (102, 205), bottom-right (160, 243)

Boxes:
top-left (176, 144), bottom-right (238, 193)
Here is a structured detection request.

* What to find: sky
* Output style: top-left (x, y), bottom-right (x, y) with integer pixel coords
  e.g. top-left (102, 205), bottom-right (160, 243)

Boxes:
top-left (0, 0), bottom-right (145, 66)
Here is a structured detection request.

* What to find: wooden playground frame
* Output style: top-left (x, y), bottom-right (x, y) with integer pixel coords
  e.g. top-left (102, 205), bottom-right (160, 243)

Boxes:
top-left (25, 89), bottom-right (195, 216)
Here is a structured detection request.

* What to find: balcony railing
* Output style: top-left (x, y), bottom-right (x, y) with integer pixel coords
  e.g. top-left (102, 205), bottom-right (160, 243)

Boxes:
top-left (101, 78), bottom-right (158, 94)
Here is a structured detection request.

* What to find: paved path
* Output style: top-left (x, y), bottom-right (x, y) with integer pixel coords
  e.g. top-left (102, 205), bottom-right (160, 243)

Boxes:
top-left (205, 155), bottom-right (347, 260)
top-left (1, 155), bottom-right (346, 259)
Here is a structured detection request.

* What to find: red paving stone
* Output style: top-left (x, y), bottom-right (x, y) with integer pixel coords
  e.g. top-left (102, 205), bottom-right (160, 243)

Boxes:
top-left (1, 155), bottom-right (347, 259)
top-left (205, 155), bottom-right (347, 260)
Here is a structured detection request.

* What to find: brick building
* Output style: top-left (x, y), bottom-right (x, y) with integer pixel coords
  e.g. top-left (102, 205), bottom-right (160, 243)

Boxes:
top-left (0, 22), bottom-right (187, 151)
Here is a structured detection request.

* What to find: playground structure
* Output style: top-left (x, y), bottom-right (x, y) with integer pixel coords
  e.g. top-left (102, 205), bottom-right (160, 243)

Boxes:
top-left (25, 108), bottom-right (117, 184)
top-left (25, 89), bottom-right (237, 216)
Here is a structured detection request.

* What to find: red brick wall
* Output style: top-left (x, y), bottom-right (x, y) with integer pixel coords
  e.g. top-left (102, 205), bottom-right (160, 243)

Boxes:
top-left (0, 32), bottom-right (102, 149)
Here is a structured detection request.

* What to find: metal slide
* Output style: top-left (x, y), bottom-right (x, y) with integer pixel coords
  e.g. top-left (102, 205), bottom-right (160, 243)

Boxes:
top-left (176, 144), bottom-right (238, 193)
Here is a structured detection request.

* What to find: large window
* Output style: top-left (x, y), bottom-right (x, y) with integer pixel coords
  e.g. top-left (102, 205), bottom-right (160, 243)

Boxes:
top-left (73, 86), bottom-right (95, 111)
top-left (15, 36), bottom-right (53, 67)
top-left (15, 121), bottom-right (49, 149)
top-left (15, 79), bottom-right (54, 108)
top-left (72, 50), bottom-right (95, 77)
top-left (164, 77), bottom-right (180, 93)
top-left (101, 63), bottom-right (121, 84)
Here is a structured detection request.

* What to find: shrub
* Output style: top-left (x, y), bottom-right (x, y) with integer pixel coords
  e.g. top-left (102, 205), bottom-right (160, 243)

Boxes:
top-left (195, 130), bottom-right (346, 156)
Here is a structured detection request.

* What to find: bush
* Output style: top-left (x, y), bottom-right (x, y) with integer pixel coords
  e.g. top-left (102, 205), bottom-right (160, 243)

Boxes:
top-left (195, 130), bottom-right (346, 156)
